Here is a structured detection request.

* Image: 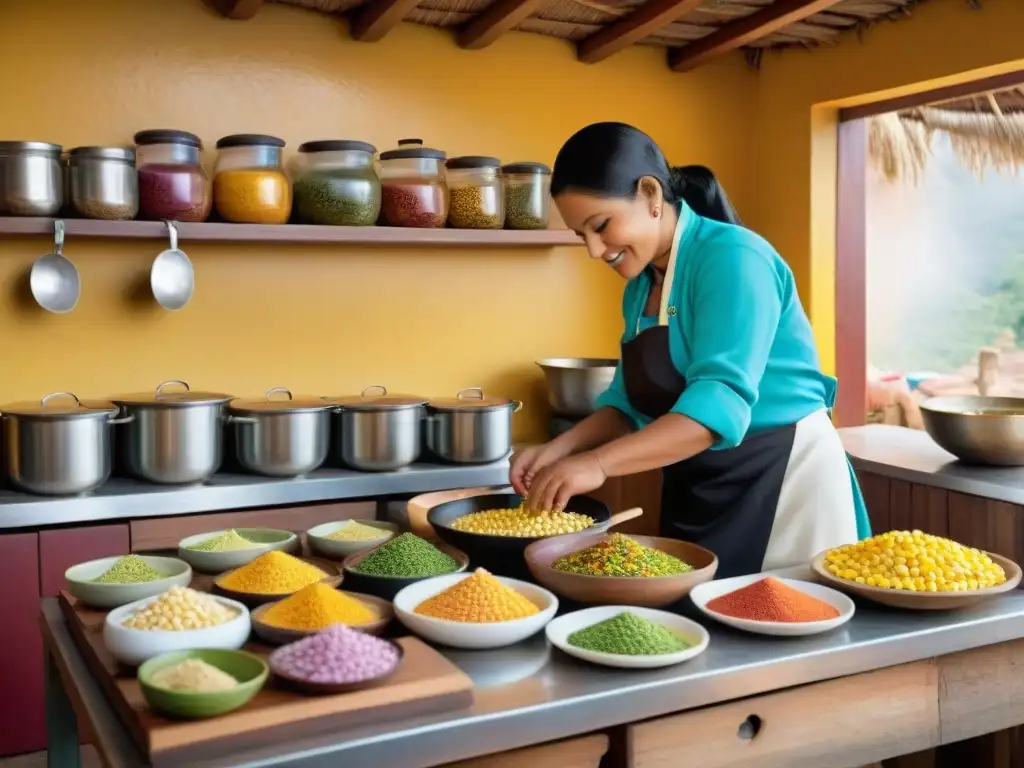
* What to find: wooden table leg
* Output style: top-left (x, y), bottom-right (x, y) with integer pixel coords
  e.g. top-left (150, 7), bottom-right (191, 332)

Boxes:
top-left (45, 649), bottom-right (81, 768)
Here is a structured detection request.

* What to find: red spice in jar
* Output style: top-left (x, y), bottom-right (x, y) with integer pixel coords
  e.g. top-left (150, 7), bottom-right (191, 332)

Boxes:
top-left (381, 183), bottom-right (446, 228)
top-left (705, 577), bottom-right (839, 623)
top-left (138, 164), bottom-right (212, 222)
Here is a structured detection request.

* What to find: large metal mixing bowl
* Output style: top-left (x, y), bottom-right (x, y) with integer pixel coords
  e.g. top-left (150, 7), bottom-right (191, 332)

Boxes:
top-left (920, 396), bottom-right (1024, 466)
top-left (536, 358), bottom-right (617, 417)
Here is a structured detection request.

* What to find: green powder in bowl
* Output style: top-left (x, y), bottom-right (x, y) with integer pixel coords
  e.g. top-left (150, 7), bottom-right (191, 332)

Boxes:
top-left (189, 529), bottom-right (259, 552)
top-left (351, 533), bottom-right (460, 578)
top-left (92, 555), bottom-right (164, 585)
top-left (568, 612), bottom-right (691, 656)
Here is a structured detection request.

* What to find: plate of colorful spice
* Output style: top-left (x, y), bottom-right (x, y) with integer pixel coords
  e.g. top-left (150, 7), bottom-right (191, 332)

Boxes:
top-left (342, 533), bottom-right (469, 600)
top-left (545, 606), bottom-right (709, 669)
top-left (178, 528), bottom-right (299, 573)
top-left (689, 575), bottom-right (854, 636)
top-left (213, 551), bottom-right (343, 606)
top-left (65, 554), bottom-right (193, 609)
top-left (307, 519), bottom-right (398, 559)
top-left (393, 568), bottom-right (559, 649)
top-left (525, 532), bottom-right (718, 608)
top-left (269, 624), bottom-right (404, 694)
top-left (250, 583), bottom-right (392, 644)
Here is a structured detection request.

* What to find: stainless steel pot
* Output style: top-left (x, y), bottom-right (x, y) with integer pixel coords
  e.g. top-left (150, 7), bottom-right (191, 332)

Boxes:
top-left (111, 380), bottom-right (233, 485)
top-left (1, 392), bottom-right (130, 496)
top-left (536, 358), bottom-right (617, 417)
top-left (68, 146), bottom-right (138, 221)
top-left (426, 387), bottom-right (522, 464)
top-left (323, 386), bottom-right (427, 472)
top-left (921, 395), bottom-right (1024, 466)
top-left (0, 141), bottom-right (63, 216)
top-left (228, 388), bottom-right (332, 478)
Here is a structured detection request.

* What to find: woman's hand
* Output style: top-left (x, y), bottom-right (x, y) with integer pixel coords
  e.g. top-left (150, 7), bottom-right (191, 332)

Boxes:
top-left (509, 442), bottom-right (571, 497)
top-left (526, 452), bottom-right (607, 512)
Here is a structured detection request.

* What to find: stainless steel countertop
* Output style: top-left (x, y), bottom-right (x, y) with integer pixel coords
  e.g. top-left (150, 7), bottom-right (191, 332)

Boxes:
top-left (842, 425), bottom-right (1024, 504)
top-left (43, 592), bottom-right (1024, 768)
top-left (0, 461), bottom-right (510, 531)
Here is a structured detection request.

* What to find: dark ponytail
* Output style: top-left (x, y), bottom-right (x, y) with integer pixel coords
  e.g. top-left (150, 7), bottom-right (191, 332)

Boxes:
top-left (551, 122), bottom-right (741, 226)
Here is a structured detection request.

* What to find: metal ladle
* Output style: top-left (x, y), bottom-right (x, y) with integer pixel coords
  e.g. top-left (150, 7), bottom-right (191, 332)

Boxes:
top-left (30, 220), bottom-right (81, 313)
top-left (150, 221), bottom-right (194, 311)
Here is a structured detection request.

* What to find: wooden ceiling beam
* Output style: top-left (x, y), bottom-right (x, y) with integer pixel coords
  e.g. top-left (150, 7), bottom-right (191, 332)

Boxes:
top-left (669, 0), bottom-right (844, 72)
top-left (350, 0), bottom-right (421, 42)
top-left (209, 0), bottom-right (264, 20)
top-left (577, 0), bottom-right (705, 64)
top-left (458, 0), bottom-right (547, 50)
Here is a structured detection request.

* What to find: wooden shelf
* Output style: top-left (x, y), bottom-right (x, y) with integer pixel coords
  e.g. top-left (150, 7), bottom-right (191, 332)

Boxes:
top-left (0, 217), bottom-right (582, 247)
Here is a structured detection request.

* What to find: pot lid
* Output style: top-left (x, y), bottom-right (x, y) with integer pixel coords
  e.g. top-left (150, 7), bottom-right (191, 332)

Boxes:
top-left (112, 380), bottom-right (233, 406)
top-left (1, 392), bottom-right (117, 418)
top-left (429, 387), bottom-right (523, 412)
top-left (230, 388), bottom-right (333, 414)
top-left (324, 385), bottom-right (428, 410)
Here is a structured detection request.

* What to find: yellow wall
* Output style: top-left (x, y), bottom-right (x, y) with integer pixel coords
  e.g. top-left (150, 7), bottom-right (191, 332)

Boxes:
top-left (753, 0), bottom-right (1024, 375)
top-left (0, 0), bottom-right (756, 441)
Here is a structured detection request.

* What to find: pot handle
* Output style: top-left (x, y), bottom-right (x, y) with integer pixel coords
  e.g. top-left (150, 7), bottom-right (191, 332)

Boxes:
top-left (41, 392), bottom-right (81, 409)
top-left (225, 414), bottom-right (258, 424)
top-left (457, 387), bottom-right (484, 401)
top-left (108, 407), bottom-right (135, 425)
top-left (361, 385), bottom-right (388, 398)
top-left (156, 379), bottom-right (190, 397)
top-left (265, 387), bottom-right (293, 401)
top-left (511, 400), bottom-right (523, 413)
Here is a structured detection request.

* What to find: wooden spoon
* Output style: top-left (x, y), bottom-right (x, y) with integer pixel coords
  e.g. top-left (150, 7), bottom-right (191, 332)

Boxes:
top-left (604, 507), bottom-right (644, 531)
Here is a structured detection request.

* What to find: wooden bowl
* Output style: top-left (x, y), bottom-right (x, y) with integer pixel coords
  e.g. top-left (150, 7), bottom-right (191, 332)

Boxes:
top-left (810, 549), bottom-right (1022, 610)
top-left (213, 557), bottom-right (343, 607)
top-left (524, 533), bottom-right (718, 608)
top-left (249, 592), bottom-right (393, 644)
top-left (271, 639), bottom-right (404, 695)
top-left (342, 541), bottom-right (469, 601)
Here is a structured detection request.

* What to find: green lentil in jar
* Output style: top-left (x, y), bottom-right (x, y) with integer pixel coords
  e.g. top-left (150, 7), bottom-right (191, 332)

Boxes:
top-left (568, 612), bottom-right (690, 656)
top-left (448, 186), bottom-right (503, 229)
top-left (351, 533), bottom-right (460, 578)
top-left (293, 174), bottom-right (381, 226)
top-left (92, 555), bottom-right (164, 585)
top-left (504, 183), bottom-right (548, 230)
top-left (553, 533), bottom-right (693, 577)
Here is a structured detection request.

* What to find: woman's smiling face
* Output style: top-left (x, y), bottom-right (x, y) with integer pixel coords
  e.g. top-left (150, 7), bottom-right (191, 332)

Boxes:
top-left (554, 180), bottom-right (667, 279)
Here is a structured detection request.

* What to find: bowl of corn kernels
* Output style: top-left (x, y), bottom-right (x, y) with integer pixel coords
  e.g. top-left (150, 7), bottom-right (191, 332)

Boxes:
top-left (812, 530), bottom-right (1022, 610)
top-left (103, 586), bottom-right (251, 666)
top-left (427, 492), bottom-right (610, 579)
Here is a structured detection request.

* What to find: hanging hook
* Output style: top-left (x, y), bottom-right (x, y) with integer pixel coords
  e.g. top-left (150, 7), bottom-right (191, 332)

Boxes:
top-left (164, 220), bottom-right (179, 251)
top-left (54, 219), bottom-right (65, 255)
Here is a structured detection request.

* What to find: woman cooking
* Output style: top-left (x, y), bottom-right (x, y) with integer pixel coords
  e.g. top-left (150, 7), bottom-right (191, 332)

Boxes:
top-left (511, 122), bottom-right (870, 578)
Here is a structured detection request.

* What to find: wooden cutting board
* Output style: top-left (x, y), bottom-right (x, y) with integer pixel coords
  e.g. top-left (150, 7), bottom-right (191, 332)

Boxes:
top-left (59, 592), bottom-right (474, 766)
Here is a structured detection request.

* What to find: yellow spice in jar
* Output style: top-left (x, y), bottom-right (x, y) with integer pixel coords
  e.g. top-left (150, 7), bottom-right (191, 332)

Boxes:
top-left (213, 169), bottom-right (292, 224)
top-left (217, 550), bottom-right (327, 595)
top-left (415, 568), bottom-right (540, 622)
top-left (261, 583), bottom-right (378, 630)
top-left (326, 521), bottom-right (390, 542)
top-left (825, 530), bottom-right (1007, 592)
top-left (450, 507), bottom-right (593, 537)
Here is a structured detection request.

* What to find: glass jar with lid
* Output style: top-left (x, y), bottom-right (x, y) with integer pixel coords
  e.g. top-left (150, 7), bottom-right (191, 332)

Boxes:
top-left (291, 140), bottom-right (380, 226)
top-left (378, 144), bottom-right (448, 228)
top-left (133, 129), bottom-right (211, 222)
top-left (446, 156), bottom-right (503, 229)
top-left (212, 134), bottom-right (291, 224)
top-left (68, 147), bottom-right (138, 221)
top-left (501, 162), bottom-right (552, 230)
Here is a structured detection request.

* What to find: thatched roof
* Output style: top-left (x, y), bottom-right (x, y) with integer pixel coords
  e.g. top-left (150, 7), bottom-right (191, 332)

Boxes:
top-left (213, 0), bottom-right (926, 71)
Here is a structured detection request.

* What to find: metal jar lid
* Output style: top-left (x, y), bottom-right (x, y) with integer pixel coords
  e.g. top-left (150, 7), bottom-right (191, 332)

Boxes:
top-left (68, 147), bottom-right (136, 165)
top-left (379, 147), bottom-right (446, 162)
top-left (1, 392), bottom-right (117, 419)
top-left (446, 156), bottom-right (500, 170)
top-left (215, 134), bottom-right (286, 149)
top-left (230, 388), bottom-right (334, 414)
top-left (428, 387), bottom-right (523, 413)
top-left (0, 141), bottom-right (63, 156)
top-left (111, 380), bottom-right (233, 407)
top-left (501, 162), bottom-right (552, 175)
top-left (133, 129), bottom-right (203, 149)
top-left (324, 385), bottom-right (428, 411)
top-left (299, 140), bottom-right (376, 155)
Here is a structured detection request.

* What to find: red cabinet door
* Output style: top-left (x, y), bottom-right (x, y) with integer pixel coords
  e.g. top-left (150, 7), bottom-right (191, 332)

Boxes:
top-left (40, 524), bottom-right (130, 596)
top-left (0, 533), bottom-right (43, 757)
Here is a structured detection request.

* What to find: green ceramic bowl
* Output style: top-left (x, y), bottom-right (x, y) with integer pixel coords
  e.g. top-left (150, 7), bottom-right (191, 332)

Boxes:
top-left (138, 649), bottom-right (268, 719)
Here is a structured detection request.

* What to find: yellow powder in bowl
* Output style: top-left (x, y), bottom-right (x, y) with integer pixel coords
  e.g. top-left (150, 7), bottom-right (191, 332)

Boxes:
top-left (217, 551), bottom-right (327, 595)
top-left (189, 529), bottom-right (260, 552)
top-left (262, 583), bottom-right (378, 630)
top-left (415, 568), bottom-right (540, 623)
top-left (326, 521), bottom-right (390, 542)
top-left (150, 659), bottom-right (238, 693)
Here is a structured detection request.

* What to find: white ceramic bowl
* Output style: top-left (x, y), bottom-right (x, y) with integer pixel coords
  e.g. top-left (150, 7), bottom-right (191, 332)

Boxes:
top-left (393, 573), bottom-right (558, 649)
top-left (307, 520), bottom-right (398, 559)
top-left (689, 574), bottom-right (855, 637)
top-left (546, 606), bottom-right (709, 669)
top-left (103, 594), bottom-right (251, 667)
top-left (177, 528), bottom-right (298, 573)
top-left (65, 556), bottom-right (193, 609)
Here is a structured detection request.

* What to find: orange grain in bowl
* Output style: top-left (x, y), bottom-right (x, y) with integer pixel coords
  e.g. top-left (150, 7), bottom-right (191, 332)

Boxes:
top-left (415, 568), bottom-right (539, 623)
top-left (705, 577), bottom-right (839, 623)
